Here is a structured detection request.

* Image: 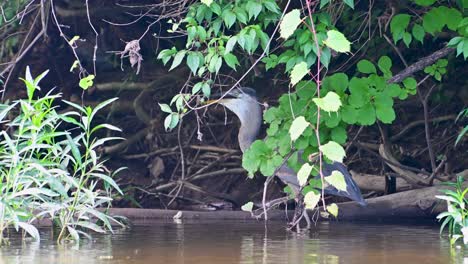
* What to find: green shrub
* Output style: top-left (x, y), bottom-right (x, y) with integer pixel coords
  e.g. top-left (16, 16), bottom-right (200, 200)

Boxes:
top-left (436, 175), bottom-right (468, 244)
top-left (0, 67), bottom-right (124, 245)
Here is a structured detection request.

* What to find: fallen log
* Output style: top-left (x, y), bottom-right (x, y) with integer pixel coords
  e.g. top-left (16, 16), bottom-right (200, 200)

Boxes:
top-left (325, 183), bottom-right (461, 221)
top-left (351, 170), bottom-right (412, 192)
top-left (104, 184), bottom-right (453, 222)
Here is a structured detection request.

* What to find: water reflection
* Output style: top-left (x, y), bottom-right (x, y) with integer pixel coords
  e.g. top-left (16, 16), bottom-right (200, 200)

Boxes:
top-left (0, 220), bottom-right (466, 263)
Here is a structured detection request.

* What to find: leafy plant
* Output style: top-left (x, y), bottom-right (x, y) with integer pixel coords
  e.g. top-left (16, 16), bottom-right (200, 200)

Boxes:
top-left (436, 175), bottom-right (468, 244)
top-left (424, 59), bottom-right (448, 81)
top-left (0, 67), bottom-right (124, 245)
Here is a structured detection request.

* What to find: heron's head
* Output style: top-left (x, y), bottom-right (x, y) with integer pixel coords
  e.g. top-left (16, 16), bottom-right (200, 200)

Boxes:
top-left (207, 87), bottom-right (260, 126)
top-left (207, 87), bottom-right (262, 152)
top-left (208, 87), bottom-right (258, 109)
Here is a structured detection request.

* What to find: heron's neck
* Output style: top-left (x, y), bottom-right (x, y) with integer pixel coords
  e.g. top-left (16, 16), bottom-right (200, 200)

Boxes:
top-left (236, 101), bottom-right (262, 153)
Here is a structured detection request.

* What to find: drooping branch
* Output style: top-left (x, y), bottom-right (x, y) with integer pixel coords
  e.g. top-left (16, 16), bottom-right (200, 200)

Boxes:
top-left (388, 46), bottom-right (454, 84)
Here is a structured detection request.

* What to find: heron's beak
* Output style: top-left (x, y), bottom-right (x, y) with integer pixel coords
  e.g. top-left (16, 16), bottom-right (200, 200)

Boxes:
top-left (203, 91), bottom-right (236, 105)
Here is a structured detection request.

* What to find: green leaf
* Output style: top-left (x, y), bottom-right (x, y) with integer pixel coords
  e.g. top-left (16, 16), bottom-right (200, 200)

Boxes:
top-left (320, 47), bottom-right (331, 68)
top-left (192, 82), bottom-right (203, 94)
top-left (423, 8), bottom-right (444, 35)
top-left (343, 0), bottom-right (354, 9)
top-left (445, 8), bottom-right (462, 31)
top-left (390, 14), bottom-right (411, 42)
top-left (225, 36), bottom-right (237, 54)
top-left (341, 105), bottom-right (358, 124)
top-left (326, 203), bottom-right (339, 217)
top-left (246, 1), bottom-right (262, 20)
top-left (164, 113), bottom-right (179, 131)
top-left (331, 126), bottom-right (347, 144)
top-left (376, 105), bottom-right (396, 124)
top-left (187, 52), bottom-right (200, 74)
top-left (377, 56), bottom-right (392, 74)
top-left (320, 0), bottom-right (331, 9)
top-left (455, 125), bottom-right (468, 146)
top-left (325, 170), bottom-right (347, 192)
top-left (385, 84), bottom-right (402, 97)
top-left (357, 59), bottom-right (376, 74)
top-left (159, 103), bottom-right (172, 113)
top-left (320, 141), bottom-right (346, 163)
top-left (403, 32), bottom-right (412, 47)
top-left (241, 201), bottom-right (254, 212)
top-left (202, 82), bottom-right (211, 97)
top-left (223, 9), bottom-right (236, 28)
top-left (412, 24), bottom-right (425, 44)
top-left (403, 77), bottom-right (417, 90)
top-left (223, 53), bottom-right (240, 70)
top-left (323, 30), bottom-right (351, 53)
top-left (169, 50), bottom-right (186, 71)
top-left (290, 61), bottom-right (309, 86)
top-left (304, 191), bottom-right (321, 209)
top-left (17, 222), bottom-right (40, 241)
top-left (348, 77), bottom-right (369, 108)
top-left (298, 163), bottom-right (314, 186)
top-left (289, 116), bottom-right (310, 141)
top-left (312, 91), bottom-right (342, 112)
top-left (201, 0), bottom-right (213, 6)
top-left (280, 9), bottom-right (302, 39)
top-left (79, 75), bottom-right (95, 90)
top-left (234, 7), bottom-right (248, 24)
top-left (356, 103), bottom-right (376, 125)
top-left (322, 73), bottom-right (348, 94)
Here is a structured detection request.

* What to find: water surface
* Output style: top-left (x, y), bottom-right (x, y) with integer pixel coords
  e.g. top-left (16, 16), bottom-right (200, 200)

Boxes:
top-left (0, 220), bottom-right (466, 264)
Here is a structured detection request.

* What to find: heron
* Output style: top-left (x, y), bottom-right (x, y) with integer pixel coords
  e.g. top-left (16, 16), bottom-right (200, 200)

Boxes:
top-left (209, 87), bottom-right (367, 206)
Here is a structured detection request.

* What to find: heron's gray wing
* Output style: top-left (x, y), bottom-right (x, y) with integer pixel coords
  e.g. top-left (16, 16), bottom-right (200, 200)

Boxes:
top-left (274, 153), bottom-right (366, 206)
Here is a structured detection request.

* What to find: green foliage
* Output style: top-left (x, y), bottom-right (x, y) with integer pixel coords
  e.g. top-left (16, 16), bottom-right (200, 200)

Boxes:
top-left (0, 67), bottom-right (124, 245)
top-left (436, 176), bottom-right (468, 244)
top-left (389, 5), bottom-right (465, 48)
top-left (155, 0), bottom-right (466, 214)
top-left (424, 59), bottom-right (448, 81)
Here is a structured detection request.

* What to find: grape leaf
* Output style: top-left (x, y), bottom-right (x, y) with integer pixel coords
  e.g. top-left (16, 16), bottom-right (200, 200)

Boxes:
top-left (289, 116), bottom-right (310, 141)
top-left (297, 163), bottom-right (314, 186)
top-left (290, 61), bottom-right (309, 86)
top-left (280, 9), bottom-right (302, 39)
top-left (325, 170), bottom-right (347, 192)
top-left (320, 141), bottom-right (346, 163)
top-left (323, 30), bottom-right (351, 53)
top-left (313, 91), bottom-right (342, 112)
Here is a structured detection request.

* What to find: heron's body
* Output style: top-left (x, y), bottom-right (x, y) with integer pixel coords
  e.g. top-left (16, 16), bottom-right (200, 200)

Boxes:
top-left (213, 87), bottom-right (366, 206)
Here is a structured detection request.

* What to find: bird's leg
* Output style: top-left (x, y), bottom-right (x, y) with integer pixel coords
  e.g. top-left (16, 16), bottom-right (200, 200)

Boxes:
top-left (287, 198), bottom-right (306, 231)
top-left (303, 209), bottom-right (311, 229)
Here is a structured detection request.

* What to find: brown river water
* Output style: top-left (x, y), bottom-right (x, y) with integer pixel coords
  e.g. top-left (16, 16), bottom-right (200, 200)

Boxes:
top-left (0, 220), bottom-right (466, 264)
